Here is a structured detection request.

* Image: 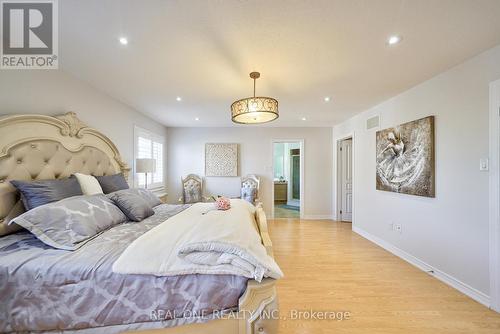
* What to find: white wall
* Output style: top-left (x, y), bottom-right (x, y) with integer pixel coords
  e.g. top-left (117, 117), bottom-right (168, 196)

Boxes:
top-left (0, 70), bottom-right (167, 184)
top-left (333, 44), bottom-right (500, 298)
top-left (166, 127), bottom-right (332, 218)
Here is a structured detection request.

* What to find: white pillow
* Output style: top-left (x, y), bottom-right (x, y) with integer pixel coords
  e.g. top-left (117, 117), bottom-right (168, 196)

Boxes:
top-left (74, 173), bottom-right (104, 195)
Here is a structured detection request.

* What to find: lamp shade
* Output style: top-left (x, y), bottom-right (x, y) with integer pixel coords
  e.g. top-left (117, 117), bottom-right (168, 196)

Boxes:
top-left (231, 97), bottom-right (279, 124)
top-left (136, 158), bottom-right (156, 173)
top-left (231, 72), bottom-right (279, 124)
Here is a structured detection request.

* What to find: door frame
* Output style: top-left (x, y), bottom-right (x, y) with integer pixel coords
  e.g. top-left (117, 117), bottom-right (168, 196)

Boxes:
top-left (489, 79), bottom-right (500, 312)
top-left (271, 139), bottom-right (305, 219)
top-left (333, 132), bottom-right (355, 224)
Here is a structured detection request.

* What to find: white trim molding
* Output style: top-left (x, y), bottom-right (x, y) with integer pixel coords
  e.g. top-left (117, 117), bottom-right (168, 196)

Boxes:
top-left (489, 79), bottom-right (500, 312)
top-left (353, 226), bottom-right (490, 308)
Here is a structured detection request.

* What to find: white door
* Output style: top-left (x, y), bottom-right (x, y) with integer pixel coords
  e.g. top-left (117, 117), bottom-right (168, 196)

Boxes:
top-left (341, 139), bottom-right (353, 222)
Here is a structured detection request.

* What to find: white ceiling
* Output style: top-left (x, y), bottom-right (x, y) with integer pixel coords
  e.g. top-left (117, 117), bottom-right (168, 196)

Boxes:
top-left (60, 0), bottom-right (500, 127)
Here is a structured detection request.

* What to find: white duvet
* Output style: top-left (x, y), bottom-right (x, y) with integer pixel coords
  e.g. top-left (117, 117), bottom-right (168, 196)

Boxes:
top-left (113, 199), bottom-right (283, 282)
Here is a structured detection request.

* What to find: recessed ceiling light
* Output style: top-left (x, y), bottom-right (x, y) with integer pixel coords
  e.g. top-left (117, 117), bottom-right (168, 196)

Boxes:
top-left (301, 117), bottom-right (307, 121)
top-left (119, 37), bottom-right (128, 45)
top-left (195, 117), bottom-right (199, 121)
top-left (387, 35), bottom-right (402, 45)
top-left (324, 97), bottom-right (330, 102)
top-left (176, 96), bottom-right (182, 102)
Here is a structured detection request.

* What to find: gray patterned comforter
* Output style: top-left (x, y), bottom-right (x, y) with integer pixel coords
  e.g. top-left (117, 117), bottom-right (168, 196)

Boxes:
top-left (0, 204), bottom-right (248, 334)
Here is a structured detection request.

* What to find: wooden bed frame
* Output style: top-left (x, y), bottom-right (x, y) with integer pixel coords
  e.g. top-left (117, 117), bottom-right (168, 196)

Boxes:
top-left (0, 112), bottom-right (279, 334)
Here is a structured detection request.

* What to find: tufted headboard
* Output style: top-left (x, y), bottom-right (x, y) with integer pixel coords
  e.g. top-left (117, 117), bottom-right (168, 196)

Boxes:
top-left (0, 112), bottom-right (130, 230)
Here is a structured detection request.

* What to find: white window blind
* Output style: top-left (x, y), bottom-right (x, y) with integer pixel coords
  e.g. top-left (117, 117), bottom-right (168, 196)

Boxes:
top-left (152, 141), bottom-right (163, 184)
top-left (134, 126), bottom-right (165, 189)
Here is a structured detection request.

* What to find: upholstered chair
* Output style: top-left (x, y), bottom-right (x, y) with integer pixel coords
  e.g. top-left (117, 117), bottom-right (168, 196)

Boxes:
top-left (179, 174), bottom-right (204, 204)
top-left (241, 174), bottom-right (260, 205)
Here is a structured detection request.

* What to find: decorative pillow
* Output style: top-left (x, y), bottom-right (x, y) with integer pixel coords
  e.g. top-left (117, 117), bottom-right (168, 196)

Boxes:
top-left (10, 177), bottom-right (83, 211)
top-left (215, 197), bottom-right (231, 210)
top-left (109, 190), bottom-right (155, 222)
top-left (74, 173), bottom-right (103, 195)
top-left (95, 173), bottom-right (129, 194)
top-left (11, 195), bottom-right (127, 250)
top-left (241, 187), bottom-right (257, 204)
top-left (125, 188), bottom-right (162, 207)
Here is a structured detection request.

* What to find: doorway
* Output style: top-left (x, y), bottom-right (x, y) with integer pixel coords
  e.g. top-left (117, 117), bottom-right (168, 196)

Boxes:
top-left (337, 137), bottom-right (353, 222)
top-left (272, 140), bottom-right (304, 219)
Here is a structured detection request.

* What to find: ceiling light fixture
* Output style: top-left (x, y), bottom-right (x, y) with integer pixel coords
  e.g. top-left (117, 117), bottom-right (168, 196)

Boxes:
top-left (301, 117), bottom-right (307, 121)
top-left (324, 97), bottom-right (331, 102)
top-left (176, 96), bottom-right (182, 102)
top-left (119, 37), bottom-right (128, 45)
top-left (195, 117), bottom-right (199, 121)
top-left (387, 35), bottom-right (402, 45)
top-left (231, 72), bottom-right (278, 124)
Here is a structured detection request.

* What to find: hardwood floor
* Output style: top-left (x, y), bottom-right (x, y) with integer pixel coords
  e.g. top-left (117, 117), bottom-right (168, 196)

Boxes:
top-left (268, 219), bottom-right (500, 334)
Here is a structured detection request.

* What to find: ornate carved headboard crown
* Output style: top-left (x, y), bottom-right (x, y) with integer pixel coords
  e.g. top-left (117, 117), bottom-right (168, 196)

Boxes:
top-left (0, 112), bottom-right (130, 232)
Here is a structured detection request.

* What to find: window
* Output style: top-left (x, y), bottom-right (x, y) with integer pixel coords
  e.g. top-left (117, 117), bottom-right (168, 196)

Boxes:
top-left (134, 126), bottom-right (165, 190)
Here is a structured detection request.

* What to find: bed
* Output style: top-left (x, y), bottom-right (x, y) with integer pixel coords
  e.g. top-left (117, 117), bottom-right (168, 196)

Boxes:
top-left (0, 112), bottom-right (280, 334)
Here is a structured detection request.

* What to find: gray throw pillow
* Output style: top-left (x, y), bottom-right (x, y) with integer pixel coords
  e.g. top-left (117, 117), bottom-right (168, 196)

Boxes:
top-left (109, 190), bottom-right (155, 222)
top-left (11, 195), bottom-right (127, 250)
top-left (125, 188), bottom-right (162, 207)
top-left (95, 173), bottom-right (129, 194)
top-left (10, 177), bottom-right (83, 210)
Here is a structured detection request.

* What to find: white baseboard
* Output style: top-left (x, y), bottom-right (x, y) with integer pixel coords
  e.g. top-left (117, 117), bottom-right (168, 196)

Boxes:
top-left (352, 226), bottom-right (491, 308)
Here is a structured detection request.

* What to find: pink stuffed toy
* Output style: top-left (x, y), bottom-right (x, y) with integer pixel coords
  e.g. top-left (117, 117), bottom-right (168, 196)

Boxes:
top-left (215, 197), bottom-right (231, 210)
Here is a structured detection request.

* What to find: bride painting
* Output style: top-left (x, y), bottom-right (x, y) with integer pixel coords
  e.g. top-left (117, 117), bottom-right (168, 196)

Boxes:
top-left (376, 116), bottom-right (435, 197)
